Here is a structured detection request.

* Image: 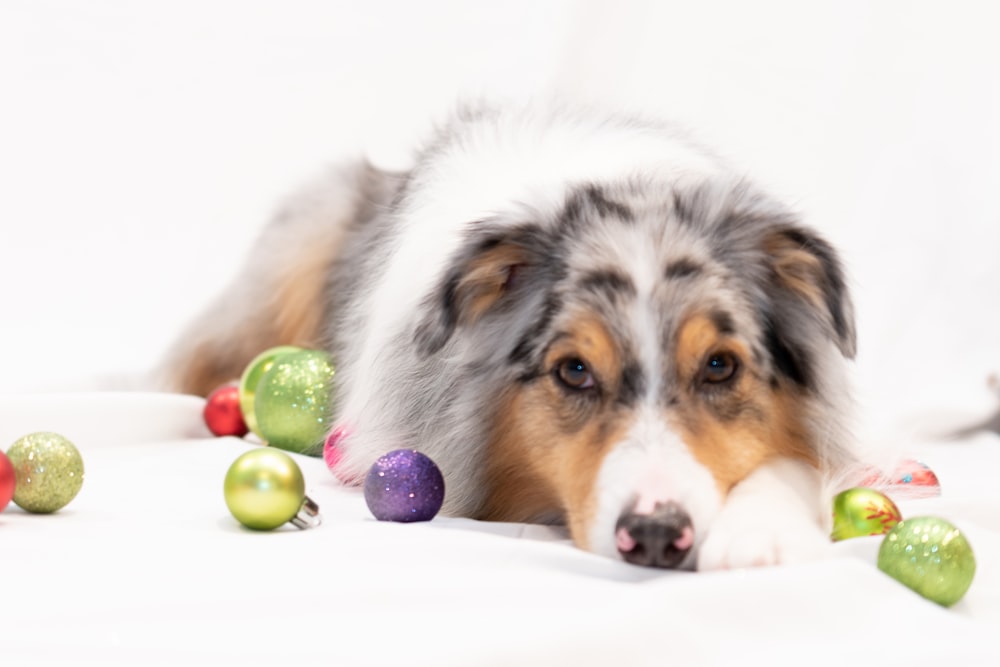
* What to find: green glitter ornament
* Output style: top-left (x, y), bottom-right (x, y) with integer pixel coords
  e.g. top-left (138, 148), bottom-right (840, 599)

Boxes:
top-left (7, 432), bottom-right (85, 513)
top-left (239, 345), bottom-right (302, 439)
top-left (877, 516), bottom-right (976, 607)
top-left (254, 349), bottom-right (336, 456)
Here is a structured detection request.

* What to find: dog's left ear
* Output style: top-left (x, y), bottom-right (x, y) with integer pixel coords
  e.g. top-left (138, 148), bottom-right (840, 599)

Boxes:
top-left (414, 225), bottom-right (549, 356)
top-left (764, 225), bottom-right (857, 359)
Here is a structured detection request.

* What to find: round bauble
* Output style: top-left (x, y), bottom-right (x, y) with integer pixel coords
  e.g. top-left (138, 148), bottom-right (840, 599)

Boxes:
top-left (239, 345), bottom-right (302, 438)
top-left (858, 459), bottom-right (941, 499)
top-left (7, 432), bottom-right (84, 513)
top-left (203, 383), bottom-right (249, 437)
top-left (0, 451), bottom-right (15, 512)
top-left (878, 516), bottom-right (976, 607)
top-left (892, 459), bottom-right (941, 498)
top-left (831, 487), bottom-right (902, 541)
top-left (323, 426), bottom-right (361, 486)
top-left (254, 349), bottom-right (335, 456)
top-left (223, 448), bottom-right (307, 531)
top-left (364, 449), bottom-right (445, 522)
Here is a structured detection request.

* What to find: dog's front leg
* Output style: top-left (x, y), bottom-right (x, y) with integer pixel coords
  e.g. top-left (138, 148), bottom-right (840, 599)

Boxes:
top-left (697, 457), bottom-right (830, 570)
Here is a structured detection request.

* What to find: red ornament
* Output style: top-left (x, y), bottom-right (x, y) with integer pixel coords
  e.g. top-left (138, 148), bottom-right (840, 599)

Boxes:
top-left (0, 450), bottom-right (15, 512)
top-left (203, 383), bottom-right (250, 437)
top-left (857, 459), bottom-right (941, 499)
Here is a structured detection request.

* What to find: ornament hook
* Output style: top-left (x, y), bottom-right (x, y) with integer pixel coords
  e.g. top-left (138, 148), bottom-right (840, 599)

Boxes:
top-left (290, 495), bottom-right (322, 530)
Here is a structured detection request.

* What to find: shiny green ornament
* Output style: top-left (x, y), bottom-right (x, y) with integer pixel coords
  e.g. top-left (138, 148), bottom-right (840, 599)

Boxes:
top-left (831, 487), bottom-right (902, 541)
top-left (239, 345), bottom-right (302, 438)
top-left (7, 432), bottom-right (85, 513)
top-left (255, 349), bottom-right (335, 456)
top-left (223, 448), bottom-right (319, 531)
top-left (878, 516), bottom-right (976, 607)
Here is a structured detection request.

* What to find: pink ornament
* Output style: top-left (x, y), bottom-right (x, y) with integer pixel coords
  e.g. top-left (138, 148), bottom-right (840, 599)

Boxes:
top-left (324, 426), bottom-right (360, 486)
top-left (203, 383), bottom-right (250, 437)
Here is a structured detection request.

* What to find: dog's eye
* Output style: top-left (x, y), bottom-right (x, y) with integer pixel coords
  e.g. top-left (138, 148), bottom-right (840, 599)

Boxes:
top-left (702, 352), bottom-right (738, 384)
top-left (555, 358), bottom-right (596, 390)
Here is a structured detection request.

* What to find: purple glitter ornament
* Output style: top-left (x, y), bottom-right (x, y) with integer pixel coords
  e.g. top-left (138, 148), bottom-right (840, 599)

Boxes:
top-left (364, 449), bottom-right (445, 522)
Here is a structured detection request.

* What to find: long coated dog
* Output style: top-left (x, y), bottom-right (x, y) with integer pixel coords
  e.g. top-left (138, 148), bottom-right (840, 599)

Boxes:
top-left (165, 103), bottom-right (859, 570)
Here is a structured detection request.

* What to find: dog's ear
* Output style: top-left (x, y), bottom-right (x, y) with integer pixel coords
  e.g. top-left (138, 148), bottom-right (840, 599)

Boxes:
top-left (763, 225), bottom-right (857, 361)
top-left (414, 225), bottom-right (549, 356)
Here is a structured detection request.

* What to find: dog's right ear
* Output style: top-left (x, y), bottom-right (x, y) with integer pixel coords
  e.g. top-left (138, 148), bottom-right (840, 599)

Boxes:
top-left (414, 224), bottom-right (550, 356)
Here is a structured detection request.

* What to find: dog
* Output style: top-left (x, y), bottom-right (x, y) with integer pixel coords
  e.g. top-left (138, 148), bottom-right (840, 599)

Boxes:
top-left (164, 102), bottom-right (859, 570)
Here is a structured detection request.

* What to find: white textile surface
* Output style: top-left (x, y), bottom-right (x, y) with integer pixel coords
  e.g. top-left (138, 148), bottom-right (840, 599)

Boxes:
top-left (0, 393), bottom-right (998, 666)
top-left (2, 1), bottom-right (999, 665)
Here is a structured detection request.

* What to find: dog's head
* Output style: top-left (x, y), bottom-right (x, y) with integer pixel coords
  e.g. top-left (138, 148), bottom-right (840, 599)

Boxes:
top-left (416, 177), bottom-right (855, 568)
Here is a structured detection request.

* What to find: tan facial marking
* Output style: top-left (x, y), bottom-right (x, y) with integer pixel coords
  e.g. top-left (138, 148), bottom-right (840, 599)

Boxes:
top-left (672, 315), bottom-right (815, 494)
top-left (480, 315), bottom-right (630, 549)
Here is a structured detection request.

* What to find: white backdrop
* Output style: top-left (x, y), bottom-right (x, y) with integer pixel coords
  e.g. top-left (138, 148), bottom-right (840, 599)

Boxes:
top-left (2, 0), bottom-right (998, 444)
top-left (2, 3), bottom-right (1000, 665)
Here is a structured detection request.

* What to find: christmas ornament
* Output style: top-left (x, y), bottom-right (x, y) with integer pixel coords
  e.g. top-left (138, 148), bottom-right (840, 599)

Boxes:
top-left (6, 432), bottom-right (84, 513)
top-left (323, 426), bottom-right (360, 486)
top-left (858, 459), bottom-right (941, 499)
top-left (891, 460), bottom-right (940, 497)
top-left (223, 448), bottom-right (320, 531)
top-left (878, 516), bottom-right (976, 606)
top-left (831, 487), bottom-right (902, 541)
top-left (254, 349), bottom-right (336, 456)
top-left (364, 449), bottom-right (445, 522)
top-left (239, 345), bottom-right (302, 438)
top-left (203, 383), bottom-right (249, 437)
top-left (0, 451), bottom-right (15, 512)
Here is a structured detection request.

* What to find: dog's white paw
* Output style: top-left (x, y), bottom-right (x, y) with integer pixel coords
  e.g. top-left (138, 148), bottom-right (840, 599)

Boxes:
top-left (696, 458), bottom-right (831, 571)
top-left (696, 505), bottom-right (829, 571)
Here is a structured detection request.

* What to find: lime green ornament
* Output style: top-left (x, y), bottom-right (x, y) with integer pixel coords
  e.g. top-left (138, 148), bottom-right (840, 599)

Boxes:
top-left (254, 349), bottom-right (336, 456)
top-left (831, 487), bottom-right (902, 541)
top-left (7, 432), bottom-right (85, 513)
top-left (223, 448), bottom-right (319, 530)
top-left (878, 516), bottom-right (976, 607)
top-left (239, 345), bottom-right (302, 438)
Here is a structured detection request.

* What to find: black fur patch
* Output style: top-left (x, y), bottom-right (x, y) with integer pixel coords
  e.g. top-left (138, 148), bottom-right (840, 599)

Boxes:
top-left (582, 185), bottom-right (634, 222)
top-left (664, 258), bottom-right (703, 280)
top-left (559, 185), bottom-right (634, 231)
top-left (617, 360), bottom-right (646, 406)
top-left (508, 292), bottom-right (563, 369)
top-left (578, 269), bottom-right (637, 299)
top-left (763, 316), bottom-right (813, 389)
top-left (671, 190), bottom-right (694, 226)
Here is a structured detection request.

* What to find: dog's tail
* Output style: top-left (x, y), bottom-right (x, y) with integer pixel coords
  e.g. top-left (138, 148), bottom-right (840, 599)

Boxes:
top-left (157, 161), bottom-right (396, 396)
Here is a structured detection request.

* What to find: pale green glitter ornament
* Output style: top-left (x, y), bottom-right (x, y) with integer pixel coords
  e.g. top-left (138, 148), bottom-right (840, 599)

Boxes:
top-left (254, 349), bottom-right (335, 456)
top-left (877, 516), bottom-right (976, 607)
top-left (7, 431), bottom-right (85, 513)
top-left (239, 345), bottom-right (302, 439)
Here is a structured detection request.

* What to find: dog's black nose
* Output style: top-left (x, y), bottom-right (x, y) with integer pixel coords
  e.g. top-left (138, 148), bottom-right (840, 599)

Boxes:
top-left (615, 501), bottom-right (694, 568)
